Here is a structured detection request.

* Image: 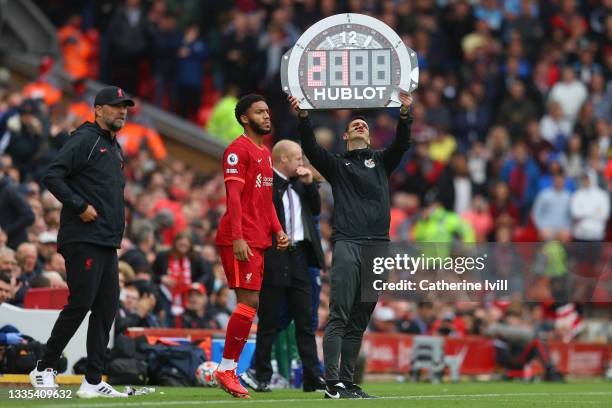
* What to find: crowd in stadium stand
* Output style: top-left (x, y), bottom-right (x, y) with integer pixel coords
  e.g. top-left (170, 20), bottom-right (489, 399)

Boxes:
top-left (0, 0), bottom-right (610, 349)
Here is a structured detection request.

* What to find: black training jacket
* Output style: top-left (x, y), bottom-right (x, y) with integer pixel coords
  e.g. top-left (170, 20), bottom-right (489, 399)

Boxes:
top-left (297, 113), bottom-right (413, 242)
top-left (43, 122), bottom-right (126, 250)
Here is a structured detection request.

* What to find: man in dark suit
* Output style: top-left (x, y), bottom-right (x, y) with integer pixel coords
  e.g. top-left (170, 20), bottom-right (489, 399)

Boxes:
top-left (241, 140), bottom-right (325, 392)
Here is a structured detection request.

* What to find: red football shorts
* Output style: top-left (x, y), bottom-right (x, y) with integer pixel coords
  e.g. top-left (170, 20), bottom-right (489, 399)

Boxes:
top-left (218, 246), bottom-right (264, 291)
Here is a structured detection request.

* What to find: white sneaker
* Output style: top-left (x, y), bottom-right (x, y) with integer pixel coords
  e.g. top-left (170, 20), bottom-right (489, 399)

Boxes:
top-left (29, 366), bottom-right (58, 389)
top-left (77, 379), bottom-right (127, 398)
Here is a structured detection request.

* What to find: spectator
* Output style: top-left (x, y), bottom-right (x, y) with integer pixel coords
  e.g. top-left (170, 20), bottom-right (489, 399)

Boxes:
top-left (437, 152), bottom-right (474, 215)
top-left (208, 284), bottom-right (232, 329)
top-left (495, 80), bottom-right (538, 139)
top-left (47, 252), bottom-right (66, 278)
top-left (131, 282), bottom-right (160, 328)
top-left (0, 160), bottom-right (35, 249)
top-left (413, 193), bottom-right (475, 244)
top-left (452, 90), bottom-right (490, 146)
top-left (424, 90), bottom-right (452, 133)
top-left (548, 66), bottom-right (588, 125)
top-left (462, 195), bottom-right (494, 242)
top-left (152, 231), bottom-right (213, 325)
top-left (16, 242), bottom-right (42, 282)
top-left (37, 231), bottom-right (57, 265)
top-left (153, 12), bottom-right (181, 108)
top-left (370, 305), bottom-right (397, 333)
top-left (120, 222), bottom-right (156, 272)
top-left (181, 283), bottom-right (218, 329)
top-left (57, 13), bottom-right (96, 80)
top-left (573, 101), bottom-right (598, 154)
top-left (560, 135), bottom-right (584, 181)
top-left (122, 283), bottom-right (141, 315)
top-left (539, 101), bottom-right (572, 151)
top-left (0, 247), bottom-right (19, 280)
top-left (570, 171), bottom-right (610, 242)
top-left (220, 12), bottom-right (258, 95)
top-left (206, 84), bottom-right (243, 143)
top-left (107, 0), bottom-right (154, 94)
top-left (526, 120), bottom-right (554, 172)
top-left (532, 172), bottom-right (572, 242)
top-left (0, 271), bottom-right (13, 305)
top-left (428, 129), bottom-right (457, 164)
top-left (588, 72), bottom-right (610, 121)
top-left (500, 141), bottom-right (540, 223)
top-left (399, 301), bottom-right (434, 335)
top-left (175, 23), bottom-right (207, 120)
top-left (116, 107), bottom-right (168, 161)
top-left (489, 181), bottom-right (521, 234)
top-left (4, 99), bottom-right (50, 179)
top-left (538, 159), bottom-right (577, 193)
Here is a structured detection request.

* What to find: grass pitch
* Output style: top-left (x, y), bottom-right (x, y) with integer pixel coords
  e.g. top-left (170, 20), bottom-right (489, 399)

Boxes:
top-left (1, 381), bottom-right (611, 408)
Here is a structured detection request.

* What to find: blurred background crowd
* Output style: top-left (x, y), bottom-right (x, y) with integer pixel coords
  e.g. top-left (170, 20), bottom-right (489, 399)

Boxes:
top-left (0, 0), bottom-right (610, 348)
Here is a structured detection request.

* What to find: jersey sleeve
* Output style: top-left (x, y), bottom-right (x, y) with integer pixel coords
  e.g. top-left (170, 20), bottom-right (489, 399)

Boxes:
top-left (223, 144), bottom-right (249, 184)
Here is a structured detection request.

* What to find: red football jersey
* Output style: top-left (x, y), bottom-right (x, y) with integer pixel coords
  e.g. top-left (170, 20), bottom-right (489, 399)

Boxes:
top-left (216, 135), bottom-right (278, 249)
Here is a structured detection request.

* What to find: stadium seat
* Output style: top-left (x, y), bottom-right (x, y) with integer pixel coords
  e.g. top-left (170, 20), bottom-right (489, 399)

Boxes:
top-left (23, 288), bottom-right (69, 310)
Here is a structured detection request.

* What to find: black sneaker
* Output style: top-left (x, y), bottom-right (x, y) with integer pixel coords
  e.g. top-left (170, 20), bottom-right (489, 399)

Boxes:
top-left (346, 383), bottom-right (378, 399)
top-left (239, 369), bottom-right (272, 392)
top-left (544, 367), bottom-right (565, 383)
top-left (303, 376), bottom-right (326, 392)
top-left (324, 382), bottom-right (358, 399)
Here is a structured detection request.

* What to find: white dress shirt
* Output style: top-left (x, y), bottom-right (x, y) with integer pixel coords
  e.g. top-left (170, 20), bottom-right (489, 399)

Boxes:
top-left (274, 168), bottom-right (304, 242)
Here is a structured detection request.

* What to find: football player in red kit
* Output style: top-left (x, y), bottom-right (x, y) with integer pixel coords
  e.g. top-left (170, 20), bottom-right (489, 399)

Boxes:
top-left (215, 94), bottom-right (289, 398)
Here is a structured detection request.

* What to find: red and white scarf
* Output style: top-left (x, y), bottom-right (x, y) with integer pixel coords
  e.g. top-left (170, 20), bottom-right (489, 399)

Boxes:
top-left (168, 254), bottom-right (192, 312)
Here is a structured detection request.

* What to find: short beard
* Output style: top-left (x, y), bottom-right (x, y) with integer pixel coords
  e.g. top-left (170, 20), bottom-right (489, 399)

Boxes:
top-left (249, 121), bottom-right (271, 135)
top-left (106, 118), bottom-right (125, 132)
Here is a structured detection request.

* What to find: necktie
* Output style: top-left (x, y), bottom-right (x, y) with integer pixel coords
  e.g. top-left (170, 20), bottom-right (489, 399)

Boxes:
top-left (287, 184), bottom-right (295, 244)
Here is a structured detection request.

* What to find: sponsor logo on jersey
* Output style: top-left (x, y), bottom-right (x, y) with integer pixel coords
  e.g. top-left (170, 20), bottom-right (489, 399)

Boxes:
top-left (226, 168), bottom-right (238, 174)
top-left (227, 153), bottom-right (239, 166)
top-left (255, 174), bottom-right (273, 188)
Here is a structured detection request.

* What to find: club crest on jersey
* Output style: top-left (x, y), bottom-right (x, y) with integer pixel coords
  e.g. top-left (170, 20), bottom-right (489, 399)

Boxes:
top-left (255, 173), bottom-right (272, 188)
top-left (364, 158), bottom-right (376, 168)
top-left (245, 273), bottom-right (252, 283)
top-left (227, 153), bottom-right (239, 166)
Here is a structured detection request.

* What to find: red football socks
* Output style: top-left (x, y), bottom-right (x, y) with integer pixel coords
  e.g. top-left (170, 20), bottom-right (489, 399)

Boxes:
top-left (221, 303), bottom-right (256, 368)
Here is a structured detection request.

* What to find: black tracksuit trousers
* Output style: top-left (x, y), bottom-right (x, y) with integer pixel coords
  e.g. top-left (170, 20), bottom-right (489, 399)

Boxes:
top-left (323, 240), bottom-right (377, 384)
top-left (40, 243), bottom-right (119, 384)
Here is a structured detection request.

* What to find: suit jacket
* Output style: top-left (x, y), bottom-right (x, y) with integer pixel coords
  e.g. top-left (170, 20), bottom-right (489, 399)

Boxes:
top-left (263, 172), bottom-right (324, 287)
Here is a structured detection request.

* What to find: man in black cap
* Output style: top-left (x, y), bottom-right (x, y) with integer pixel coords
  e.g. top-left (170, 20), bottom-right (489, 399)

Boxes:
top-left (29, 86), bottom-right (134, 398)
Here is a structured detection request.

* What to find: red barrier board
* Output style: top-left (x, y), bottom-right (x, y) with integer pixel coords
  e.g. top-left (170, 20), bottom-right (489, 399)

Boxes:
top-left (126, 328), bottom-right (609, 376)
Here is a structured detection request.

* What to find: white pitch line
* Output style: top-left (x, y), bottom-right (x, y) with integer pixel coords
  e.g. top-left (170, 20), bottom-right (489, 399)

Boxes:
top-left (32, 391), bottom-right (612, 408)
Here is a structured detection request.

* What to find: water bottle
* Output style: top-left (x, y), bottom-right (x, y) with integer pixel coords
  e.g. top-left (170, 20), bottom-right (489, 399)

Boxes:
top-left (290, 359), bottom-right (302, 389)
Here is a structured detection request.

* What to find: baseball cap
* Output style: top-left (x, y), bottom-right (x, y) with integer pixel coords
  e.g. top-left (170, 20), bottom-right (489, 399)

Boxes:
top-left (187, 282), bottom-right (206, 295)
top-left (94, 86), bottom-right (135, 107)
top-left (373, 306), bottom-right (395, 322)
top-left (38, 231), bottom-right (57, 244)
